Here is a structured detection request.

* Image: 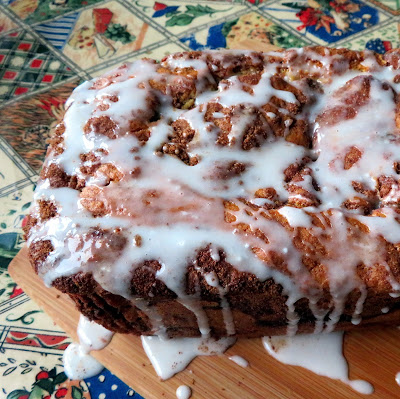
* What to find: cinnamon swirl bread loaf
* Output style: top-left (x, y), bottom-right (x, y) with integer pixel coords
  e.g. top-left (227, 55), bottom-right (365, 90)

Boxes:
top-left (25, 47), bottom-right (400, 338)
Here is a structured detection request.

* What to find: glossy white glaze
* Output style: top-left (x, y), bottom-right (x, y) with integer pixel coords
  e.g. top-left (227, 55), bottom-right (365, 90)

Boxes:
top-left (63, 342), bottom-right (104, 380)
top-left (395, 372), bottom-right (400, 386)
top-left (228, 355), bottom-right (249, 368)
top-left (63, 316), bottom-right (114, 380)
top-left (176, 385), bottom-right (192, 399)
top-left (262, 332), bottom-right (374, 395)
top-left (141, 335), bottom-right (235, 380)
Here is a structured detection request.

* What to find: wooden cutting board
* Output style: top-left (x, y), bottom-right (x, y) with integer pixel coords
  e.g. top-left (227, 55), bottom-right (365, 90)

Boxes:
top-left (9, 246), bottom-right (400, 399)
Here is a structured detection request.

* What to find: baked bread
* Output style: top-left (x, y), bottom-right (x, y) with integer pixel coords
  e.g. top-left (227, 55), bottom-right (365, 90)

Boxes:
top-left (25, 47), bottom-right (400, 338)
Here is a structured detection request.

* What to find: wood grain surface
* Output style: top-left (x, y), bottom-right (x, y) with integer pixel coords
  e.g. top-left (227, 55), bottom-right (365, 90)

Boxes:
top-left (9, 246), bottom-right (400, 399)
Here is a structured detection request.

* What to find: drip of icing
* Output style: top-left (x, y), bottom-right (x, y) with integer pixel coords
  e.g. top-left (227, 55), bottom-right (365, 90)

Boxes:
top-left (203, 271), bottom-right (235, 336)
top-left (63, 316), bottom-right (114, 380)
top-left (176, 385), bottom-right (192, 399)
top-left (262, 332), bottom-right (374, 395)
top-left (178, 296), bottom-right (211, 338)
top-left (77, 314), bottom-right (114, 350)
top-left (395, 372), bottom-right (400, 386)
top-left (134, 299), bottom-right (168, 340)
top-left (63, 343), bottom-right (104, 380)
top-left (141, 335), bottom-right (236, 380)
top-left (228, 355), bottom-right (249, 368)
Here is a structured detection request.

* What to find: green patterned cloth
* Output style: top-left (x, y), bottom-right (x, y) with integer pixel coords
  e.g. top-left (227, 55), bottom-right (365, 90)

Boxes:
top-left (0, 0), bottom-right (398, 397)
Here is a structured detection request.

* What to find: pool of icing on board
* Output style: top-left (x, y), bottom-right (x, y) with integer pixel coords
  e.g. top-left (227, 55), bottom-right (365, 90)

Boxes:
top-left (63, 316), bottom-right (114, 380)
top-left (65, 317), bottom-right (376, 396)
top-left (263, 332), bottom-right (373, 395)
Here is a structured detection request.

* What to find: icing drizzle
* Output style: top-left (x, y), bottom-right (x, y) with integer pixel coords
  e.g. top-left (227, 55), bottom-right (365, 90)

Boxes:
top-left (63, 315), bottom-right (113, 380)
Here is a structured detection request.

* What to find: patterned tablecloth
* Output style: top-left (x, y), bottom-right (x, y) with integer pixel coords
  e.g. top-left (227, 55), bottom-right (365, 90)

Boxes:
top-left (0, 0), bottom-right (399, 397)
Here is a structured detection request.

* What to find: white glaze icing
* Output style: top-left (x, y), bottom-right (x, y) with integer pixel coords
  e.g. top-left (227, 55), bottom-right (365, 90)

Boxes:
top-left (176, 385), bottom-right (192, 399)
top-left (141, 335), bottom-right (235, 380)
top-left (395, 372), bottom-right (400, 386)
top-left (63, 315), bottom-right (113, 380)
top-left (228, 355), bottom-right (249, 368)
top-left (262, 332), bottom-right (374, 395)
top-left (63, 342), bottom-right (104, 380)
top-left (77, 314), bottom-right (114, 351)
top-left (203, 271), bottom-right (235, 336)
